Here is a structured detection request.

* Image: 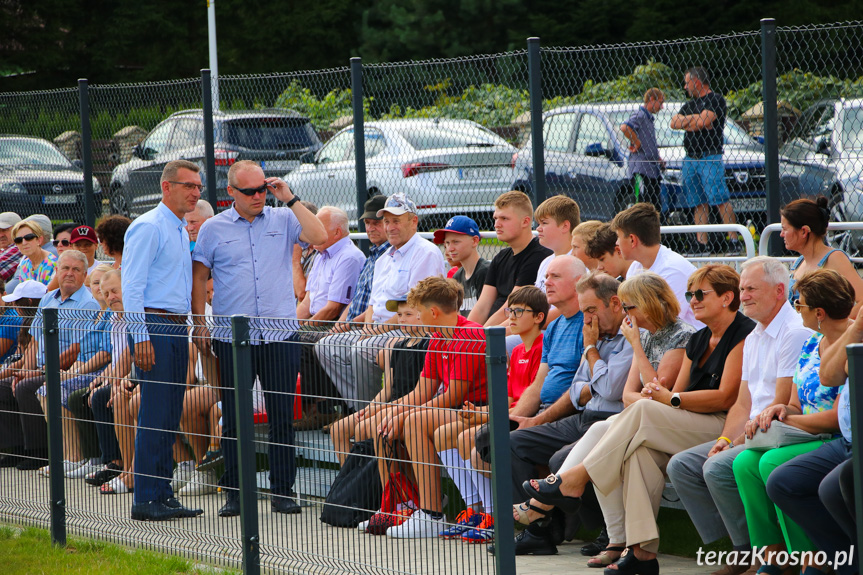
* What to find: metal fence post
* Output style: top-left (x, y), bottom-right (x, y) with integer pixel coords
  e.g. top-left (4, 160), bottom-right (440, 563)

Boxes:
top-left (201, 69), bottom-right (219, 211)
top-left (846, 343), bottom-right (863, 569)
top-left (43, 307), bottom-right (66, 546)
top-left (760, 18), bottom-right (781, 255)
top-left (231, 315), bottom-right (259, 575)
top-left (527, 37), bottom-right (546, 207)
top-left (485, 326), bottom-right (515, 575)
top-left (77, 79), bottom-right (96, 228)
top-left (350, 57), bottom-right (370, 253)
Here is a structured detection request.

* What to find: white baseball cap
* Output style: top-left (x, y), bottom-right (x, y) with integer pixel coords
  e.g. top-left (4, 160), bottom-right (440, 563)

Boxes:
top-left (2, 279), bottom-right (48, 302)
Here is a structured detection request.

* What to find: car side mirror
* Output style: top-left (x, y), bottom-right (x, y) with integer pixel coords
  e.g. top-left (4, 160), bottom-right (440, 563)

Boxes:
top-left (72, 159), bottom-right (84, 169)
top-left (815, 137), bottom-right (831, 154)
top-left (132, 144), bottom-right (143, 159)
top-left (300, 151), bottom-right (316, 164)
top-left (584, 142), bottom-right (614, 160)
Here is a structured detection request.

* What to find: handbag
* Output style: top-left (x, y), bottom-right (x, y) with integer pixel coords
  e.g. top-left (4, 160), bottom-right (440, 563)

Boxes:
top-left (364, 438), bottom-right (420, 535)
top-left (319, 439), bottom-right (383, 527)
top-left (744, 420), bottom-right (832, 452)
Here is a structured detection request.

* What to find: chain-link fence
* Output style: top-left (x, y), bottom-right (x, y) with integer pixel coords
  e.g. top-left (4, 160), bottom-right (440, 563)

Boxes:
top-left (0, 20), bottom-right (861, 255)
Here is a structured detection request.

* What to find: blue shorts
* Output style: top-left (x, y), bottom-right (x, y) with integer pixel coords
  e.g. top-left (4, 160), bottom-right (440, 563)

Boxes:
top-left (680, 154), bottom-right (729, 208)
top-left (36, 371), bottom-right (102, 409)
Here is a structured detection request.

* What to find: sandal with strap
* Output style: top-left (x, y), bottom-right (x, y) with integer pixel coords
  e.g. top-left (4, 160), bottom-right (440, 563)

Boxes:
top-left (522, 474), bottom-right (582, 514)
top-left (100, 476), bottom-right (133, 495)
top-left (588, 546), bottom-right (627, 568)
top-left (513, 500), bottom-right (551, 528)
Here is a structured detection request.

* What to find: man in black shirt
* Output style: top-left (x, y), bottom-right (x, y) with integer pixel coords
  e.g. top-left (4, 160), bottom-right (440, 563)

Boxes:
top-left (671, 66), bottom-right (739, 254)
top-left (468, 191), bottom-right (552, 326)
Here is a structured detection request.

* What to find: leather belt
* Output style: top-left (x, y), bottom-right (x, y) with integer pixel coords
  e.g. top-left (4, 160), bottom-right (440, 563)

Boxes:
top-left (144, 307), bottom-right (187, 325)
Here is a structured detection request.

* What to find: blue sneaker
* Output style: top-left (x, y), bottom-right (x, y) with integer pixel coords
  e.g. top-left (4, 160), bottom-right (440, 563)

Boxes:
top-left (438, 508), bottom-right (483, 539)
top-left (461, 513), bottom-right (494, 543)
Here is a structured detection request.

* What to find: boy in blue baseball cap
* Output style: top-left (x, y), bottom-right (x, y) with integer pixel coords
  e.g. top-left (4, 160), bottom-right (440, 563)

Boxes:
top-left (433, 216), bottom-right (488, 316)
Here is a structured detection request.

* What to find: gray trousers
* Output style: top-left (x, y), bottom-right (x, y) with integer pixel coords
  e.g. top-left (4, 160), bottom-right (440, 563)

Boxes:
top-left (314, 329), bottom-right (405, 411)
top-left (666, 440), bottom-right (749, 547)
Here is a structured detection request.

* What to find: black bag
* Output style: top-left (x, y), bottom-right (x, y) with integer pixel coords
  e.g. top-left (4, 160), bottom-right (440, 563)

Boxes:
top-left (319, 439), bottom-right (383, 527)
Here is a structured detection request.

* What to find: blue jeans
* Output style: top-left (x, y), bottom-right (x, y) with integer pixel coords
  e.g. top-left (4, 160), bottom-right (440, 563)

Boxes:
top-left (213, 338), bottom-right (300, 497)
top-left (132, 315), bottom-right (189, 504)
top-left (680, 154), bottom-right (730, 208)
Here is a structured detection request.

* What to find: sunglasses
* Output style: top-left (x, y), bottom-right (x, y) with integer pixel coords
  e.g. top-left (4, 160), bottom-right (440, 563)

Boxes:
top-left (14, 233), bottom-right (38, 244)
top-left (53, 239), bottom-right (72, 247)
top-left (504, 307), bottom-right (535, 319)
top-left (231, 183), bottom-right (269, 196)
top-left (168, 181), bottom-right (205, 192)
top-left (685, 289), bottom-right (715, 303)
top-left (793, 299), bottom-right (812, 313)
top-left (622, 303), bottom-right (637, 312)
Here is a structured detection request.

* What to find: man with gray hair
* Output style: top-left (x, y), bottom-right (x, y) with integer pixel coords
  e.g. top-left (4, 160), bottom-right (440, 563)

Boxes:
top-left (186, 199), bottom-right (214, 252)
top-left (0, 250), bottom-right (100, 471)
top-left (295, 206), bottom-right (366, 429)
top-left (666, 256), bottom-right (812, 575)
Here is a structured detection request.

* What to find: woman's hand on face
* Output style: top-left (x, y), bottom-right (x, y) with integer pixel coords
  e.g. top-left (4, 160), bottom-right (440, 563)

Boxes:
top-left (621, 314), bottom-right (640, 346)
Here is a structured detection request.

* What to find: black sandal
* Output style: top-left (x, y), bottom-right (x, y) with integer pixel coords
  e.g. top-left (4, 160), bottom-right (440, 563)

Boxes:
top-left (513, 500), bottom-right (551, 527)
top-left (523, 475), bottom-right (582, 514)
top-left (604, 547), bottom-right (659, 575)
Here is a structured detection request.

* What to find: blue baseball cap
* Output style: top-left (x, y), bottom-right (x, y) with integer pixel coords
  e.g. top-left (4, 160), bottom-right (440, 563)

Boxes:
top-left (433, 215), bottom-right (481, 244)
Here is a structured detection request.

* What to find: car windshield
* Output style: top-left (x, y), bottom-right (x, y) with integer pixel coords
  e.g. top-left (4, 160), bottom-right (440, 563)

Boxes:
top-left (224, 118), bottom-right (317, 150)
top-left (396, 123), bottom-right (509, 151)
top-left (654, 109), bottom-right (754, 147)
top-left (841, 107), bottom-right (863, 150)
top-left (0, 138), bottom-right (74, 167)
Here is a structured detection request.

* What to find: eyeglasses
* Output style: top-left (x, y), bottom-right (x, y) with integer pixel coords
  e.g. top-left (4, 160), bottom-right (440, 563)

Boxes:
top-left (504, 307), bottom-right (535, 319)
top-left (53, 239), bottom-right (72, 248)
top-left (168, 181), bottom-right (205, 192)
top-left (621, 303), bottom-right (637, 312)
top-left (14, 234), bottom-right (38, 244)
top-left (685, 289), bottom-right (715, 303)
top-left (793, 299), bottom-right (812, 313)
top-left (231, 183), bottom-right (269, 196)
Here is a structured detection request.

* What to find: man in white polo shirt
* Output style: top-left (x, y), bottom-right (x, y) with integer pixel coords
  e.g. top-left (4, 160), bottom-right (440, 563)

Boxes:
top-left (611, 202), bottom-right (703, 329)
top-left (665, 256), bottom-right (812, 574)
top-left (315, 193), bottom-right (446, 411)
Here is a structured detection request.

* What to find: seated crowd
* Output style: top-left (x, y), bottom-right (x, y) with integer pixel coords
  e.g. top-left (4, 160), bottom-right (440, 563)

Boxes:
top-left (0, 161), bottom-right (858, 575)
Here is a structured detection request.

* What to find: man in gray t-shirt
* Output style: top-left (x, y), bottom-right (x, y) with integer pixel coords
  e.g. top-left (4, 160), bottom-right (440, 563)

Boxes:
top-left (621, 88), bottom-right (665, 211)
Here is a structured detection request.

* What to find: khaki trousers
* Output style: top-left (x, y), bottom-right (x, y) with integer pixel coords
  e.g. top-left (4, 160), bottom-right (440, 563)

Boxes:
top-left (582, 399), bottom-right (725, 553)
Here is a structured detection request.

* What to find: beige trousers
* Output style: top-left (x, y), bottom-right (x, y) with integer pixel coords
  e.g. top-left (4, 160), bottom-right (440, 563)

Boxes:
top-left (582, 399), bottom-right (725, 553)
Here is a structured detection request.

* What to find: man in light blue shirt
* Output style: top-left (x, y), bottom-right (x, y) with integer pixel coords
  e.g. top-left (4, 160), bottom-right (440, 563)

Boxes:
top-left (122, 159), bottom-right (201, 522)
top-left (191, 160), bottom-right (326, 518)
top-left (0, 251), bottom-right (99, 470)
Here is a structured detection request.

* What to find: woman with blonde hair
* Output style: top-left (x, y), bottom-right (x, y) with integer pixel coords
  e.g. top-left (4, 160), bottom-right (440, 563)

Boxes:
top-left (11, 220), bottom-right (56, 286)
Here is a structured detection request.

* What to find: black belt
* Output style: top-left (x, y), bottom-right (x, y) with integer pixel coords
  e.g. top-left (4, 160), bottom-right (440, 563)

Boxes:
top-left (143, 308), bottom-right (186, 324)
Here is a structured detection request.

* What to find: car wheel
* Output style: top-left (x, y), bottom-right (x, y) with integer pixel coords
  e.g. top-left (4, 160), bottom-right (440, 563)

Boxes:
top-left (109, 186), bottom-right (130, 217)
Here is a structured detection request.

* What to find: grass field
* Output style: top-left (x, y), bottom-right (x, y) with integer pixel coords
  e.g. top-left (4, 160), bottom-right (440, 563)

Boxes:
top-left (0, 526), bottom-right (236, 575)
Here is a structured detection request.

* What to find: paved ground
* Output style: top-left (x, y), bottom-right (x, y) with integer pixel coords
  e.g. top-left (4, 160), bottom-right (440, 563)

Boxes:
top-left (0, 464), bottom-right (706, 575)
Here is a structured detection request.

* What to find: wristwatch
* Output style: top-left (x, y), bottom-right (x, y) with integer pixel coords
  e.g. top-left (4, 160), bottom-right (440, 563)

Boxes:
top-left (582, 344), bottom-right (597, 361)
top-left (285, 195), bottom-right (301, 208)
top-left (670, 392), bottom-right (681, 409)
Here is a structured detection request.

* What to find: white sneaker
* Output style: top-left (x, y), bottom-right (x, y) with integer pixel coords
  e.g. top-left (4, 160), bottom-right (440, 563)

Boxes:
top-left (38, 459), bottom-right (87, 478)
top-left (178, 468), bottom-right (218, 496)
top-left (357, 516), bottom-right (374, 532)
top-left (171, 460), bottom-right (196, 492)
top-left (67, 457), bottom-right (101, 479)
top-left (386, 509), bottom-right (448, 539)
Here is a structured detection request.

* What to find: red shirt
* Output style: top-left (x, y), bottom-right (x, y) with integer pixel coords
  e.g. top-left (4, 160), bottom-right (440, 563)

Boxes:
top-left (421, 315), bottom-right (488, 404)
top-left (507, 333), bottom-right (543, 407)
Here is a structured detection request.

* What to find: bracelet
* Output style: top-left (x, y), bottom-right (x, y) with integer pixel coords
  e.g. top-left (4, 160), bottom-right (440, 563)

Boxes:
top-left (285, 195), bottom-right (301, 208)
top-left (717, 436), bottom-right (732, 445)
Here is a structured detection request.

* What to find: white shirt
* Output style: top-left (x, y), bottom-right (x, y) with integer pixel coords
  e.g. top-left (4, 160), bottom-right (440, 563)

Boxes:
top-left (534, 253), bottom-right (556, 293)
top-left (741, 301), bottom-right (813, 418)
top-left (628, 245), bottom-right (704, 329)
top-left (368, 232), bottom-right (447, 323)
top-left (109, 315), bottom-right (129, 368)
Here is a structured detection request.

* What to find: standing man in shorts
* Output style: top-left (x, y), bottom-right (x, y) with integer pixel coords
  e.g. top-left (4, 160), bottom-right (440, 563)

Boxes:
top-left (621, 88), bottom-right (665, 211)
top-left (671, 67), bottom-right (739, 255)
